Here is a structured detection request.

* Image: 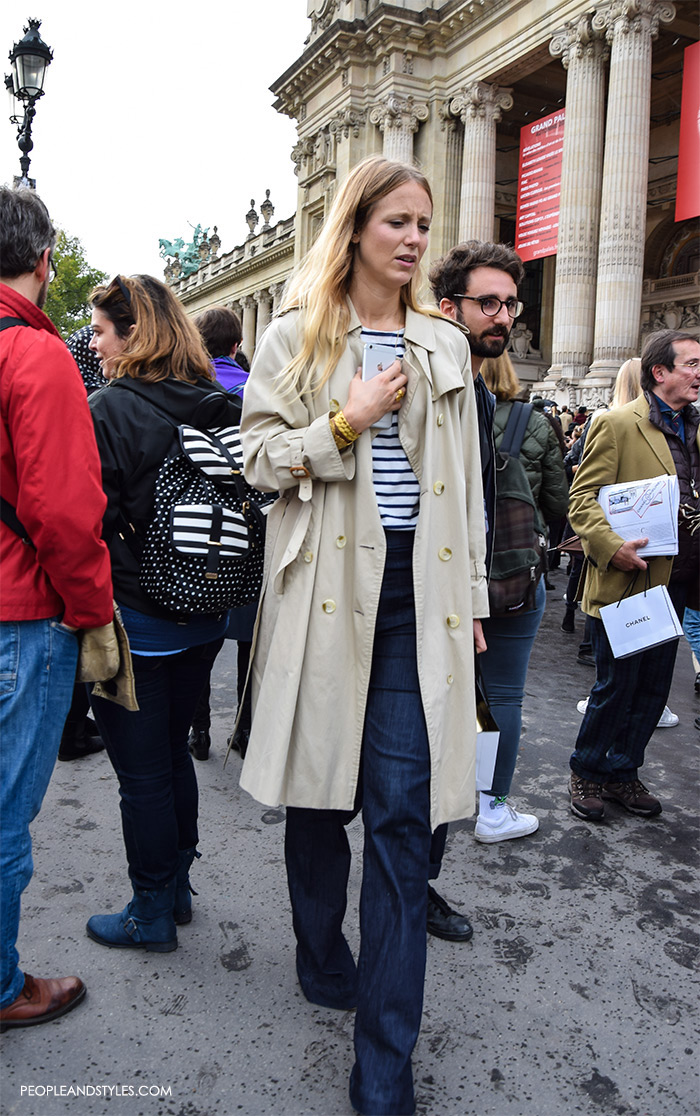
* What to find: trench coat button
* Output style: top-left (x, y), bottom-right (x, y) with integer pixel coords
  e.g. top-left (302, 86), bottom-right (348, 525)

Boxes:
top-left (322, 599), bottom-right (336, 614)
top-left (437, 413), bottom-right (444, 427)
top-left (336, 535), bottom-right (347, 548)
top-left (439, 547), bottom-right (452, 561)
top-left (303, 551), bottom-right (313, 563)
top-left (446, 614), bottom-right (460, 628)
top-left (433, 481), bottom-right (444, 495)
top-left (447, 674), bottom-right (454, 685)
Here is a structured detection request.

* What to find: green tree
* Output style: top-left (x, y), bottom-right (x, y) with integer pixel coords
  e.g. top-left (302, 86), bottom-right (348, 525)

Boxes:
top-left (43, 230), bottom-right (108, 339)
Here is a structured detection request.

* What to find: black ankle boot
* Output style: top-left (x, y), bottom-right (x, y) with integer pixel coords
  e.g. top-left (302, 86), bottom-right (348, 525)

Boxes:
top-left (188, 728), bottom-right (211, 761)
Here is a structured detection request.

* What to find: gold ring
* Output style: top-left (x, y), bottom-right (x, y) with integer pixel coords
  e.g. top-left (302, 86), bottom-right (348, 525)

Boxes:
top-left (395, 388), bottom-right (405, 401)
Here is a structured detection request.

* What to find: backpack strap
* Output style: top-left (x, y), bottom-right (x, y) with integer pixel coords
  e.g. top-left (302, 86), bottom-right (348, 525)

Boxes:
top-left (0, 496), bottom-right (34, 548)
top-left (499, 401), bottom-right (532, 460)
top-left (1, 319), bottom-right (34, 547)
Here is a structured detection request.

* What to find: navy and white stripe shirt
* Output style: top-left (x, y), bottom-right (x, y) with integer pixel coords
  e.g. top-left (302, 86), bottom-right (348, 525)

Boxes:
top-left (361, 328), bottom-right (420, 530)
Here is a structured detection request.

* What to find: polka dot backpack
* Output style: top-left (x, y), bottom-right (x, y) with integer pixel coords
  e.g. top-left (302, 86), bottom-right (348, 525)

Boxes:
top-left (118, 392), bottom-right (273, 616)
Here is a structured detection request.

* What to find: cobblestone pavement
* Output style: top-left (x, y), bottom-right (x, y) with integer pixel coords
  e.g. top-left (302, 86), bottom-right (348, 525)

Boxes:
top-left (1, 567), bottom-right (698, 1116)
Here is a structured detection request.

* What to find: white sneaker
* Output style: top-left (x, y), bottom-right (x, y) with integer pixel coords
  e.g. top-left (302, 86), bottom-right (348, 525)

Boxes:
top-left (657, 706), bottom-right (679, 728)
top-left (576, 696), bottom-right (678, 729)
top-left (474, 798), bottom-right (539, 844)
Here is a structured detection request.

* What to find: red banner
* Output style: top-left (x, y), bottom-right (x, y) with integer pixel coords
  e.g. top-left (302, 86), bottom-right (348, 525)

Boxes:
top-left (676, 41), bottom-right (700, 222)
top-left (515, 109), bottom-right (565, 263)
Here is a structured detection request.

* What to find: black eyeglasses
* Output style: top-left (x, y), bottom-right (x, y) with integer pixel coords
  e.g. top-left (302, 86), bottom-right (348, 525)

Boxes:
top-left (451, 294), bottom-right (524, 319)
top-left (48, 255), bottom-right (57, 283)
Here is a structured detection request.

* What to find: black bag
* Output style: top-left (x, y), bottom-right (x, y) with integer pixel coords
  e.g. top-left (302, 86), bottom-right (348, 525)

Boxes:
top-left (488, 402), bottom-right (546, 616)
top-left (116, 388), bottom-right (272, 616)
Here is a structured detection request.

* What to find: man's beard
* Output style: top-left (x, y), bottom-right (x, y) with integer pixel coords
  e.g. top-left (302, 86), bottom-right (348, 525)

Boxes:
top-left (37, 274), bottom-right (50, 309)
top-left (455, 306), bottom-right (511, 359)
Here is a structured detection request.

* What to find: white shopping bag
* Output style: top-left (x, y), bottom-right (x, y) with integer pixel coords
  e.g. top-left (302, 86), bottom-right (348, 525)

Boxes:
top-left (599, 580), bottom-right (683, 659)
top-left (475, 679), bottom-right (500, 791)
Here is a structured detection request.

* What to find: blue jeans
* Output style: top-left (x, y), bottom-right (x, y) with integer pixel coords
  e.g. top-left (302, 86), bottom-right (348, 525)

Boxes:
top-left (0, 618), bottom-right (79, 1006)
top-left (570, 582), bottom-right (687, 783)
top-left (91, 638), bottom-right (223, 890)
top-left (285, 532), bottom-right (432, 1116)
top-left (479, 575), bottom-right (546, 797)
top-left (683, 608), bottom-right (700, 662)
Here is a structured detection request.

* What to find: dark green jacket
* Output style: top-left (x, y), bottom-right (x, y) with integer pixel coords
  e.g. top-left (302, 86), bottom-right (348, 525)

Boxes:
top-left (493, 401), bottom-right (569, 526)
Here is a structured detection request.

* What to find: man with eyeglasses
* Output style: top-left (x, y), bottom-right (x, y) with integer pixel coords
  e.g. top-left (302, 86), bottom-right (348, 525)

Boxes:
top-left (567, 329), bottom-right (700, 822)
top-left (419, 241), bottom-right (529, 944)
top-left (0, 187), bottom-right (113, 1031)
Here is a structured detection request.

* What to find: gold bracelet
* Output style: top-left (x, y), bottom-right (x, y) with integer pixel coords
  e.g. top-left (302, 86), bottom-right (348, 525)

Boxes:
top-left (330, 417), bottom-right (351, 450)
top-left (334, 410), bottom-right (359, 443)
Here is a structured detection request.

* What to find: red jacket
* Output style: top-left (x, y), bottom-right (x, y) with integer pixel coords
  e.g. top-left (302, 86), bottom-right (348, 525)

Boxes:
top-left (0, 284), bottom-right (113, 628)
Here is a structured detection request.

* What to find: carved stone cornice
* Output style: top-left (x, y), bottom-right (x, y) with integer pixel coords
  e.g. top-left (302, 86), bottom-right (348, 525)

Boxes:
top-left (550, 14), bottom-right (609, 68)
top-left (368, 95), bottom-right (429, 134)
top-left (450, 81), bottom-right (513, 125)
top-left (592, 0), bottom-right (676, 43)
top-left (328, 106), bottom-right (367, 140)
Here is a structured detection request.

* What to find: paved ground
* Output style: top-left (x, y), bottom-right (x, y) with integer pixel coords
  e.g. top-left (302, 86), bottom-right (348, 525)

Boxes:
top-left (1, 566), bottom-right (698, 1116)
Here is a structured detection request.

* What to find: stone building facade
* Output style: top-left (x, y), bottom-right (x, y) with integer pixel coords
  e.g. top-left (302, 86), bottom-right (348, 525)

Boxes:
top-left (168, 0), bottom-right (699, 407)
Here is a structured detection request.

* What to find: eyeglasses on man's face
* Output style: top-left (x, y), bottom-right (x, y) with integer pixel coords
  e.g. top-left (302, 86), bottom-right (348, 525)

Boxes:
top-left (671, 359), bottom-right (700, 372)
top-left (48, 255), bottom-right (57, 283)
top-left (451, 294), bottom-right (524, 319)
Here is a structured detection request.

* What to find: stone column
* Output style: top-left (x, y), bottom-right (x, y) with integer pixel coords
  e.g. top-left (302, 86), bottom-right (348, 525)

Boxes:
top-left (437, 101), bottom-right (463, 255)
top-left (545, 16), bottom-right (609, 385)
top-left (589, 0), bottom-right (675, 379)
top-left (369, 95), bottom-right (429, 163)
top-left (450, 82), bottom-right (513, 243)
top-left (240, 295), bottom-right (256, 361)
top-left (254, 289), bottom-right (273, 345)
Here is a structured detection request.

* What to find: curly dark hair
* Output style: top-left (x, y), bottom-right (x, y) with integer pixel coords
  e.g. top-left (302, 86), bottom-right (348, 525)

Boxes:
top-left (428, 240), bottom-right (525, 304)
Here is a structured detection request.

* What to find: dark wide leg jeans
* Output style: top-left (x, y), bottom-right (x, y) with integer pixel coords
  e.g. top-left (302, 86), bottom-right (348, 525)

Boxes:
top-left (285, 531), bottom-right (432, 1116)
top-left (91, 637), bottom-right (223, 890)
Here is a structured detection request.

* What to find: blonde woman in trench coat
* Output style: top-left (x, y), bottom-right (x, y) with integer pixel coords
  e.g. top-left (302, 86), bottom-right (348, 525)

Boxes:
top-left (239, 157), bottom-right (488, 1116)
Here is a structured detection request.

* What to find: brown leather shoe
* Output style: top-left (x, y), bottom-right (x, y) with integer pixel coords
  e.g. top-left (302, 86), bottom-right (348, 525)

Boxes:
top-left (569, 774), bottom-right (605, 820)
top-left (602, 779), bottom-right (662, 817)
top-left (0, 973), bottom-right (86, 1031)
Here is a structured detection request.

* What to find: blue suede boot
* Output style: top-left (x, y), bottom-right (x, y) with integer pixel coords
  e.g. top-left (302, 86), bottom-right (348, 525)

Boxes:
top-left (174, 847), bottom-right (200, 926)
top-left (86, 879), bottom-right (177, 952)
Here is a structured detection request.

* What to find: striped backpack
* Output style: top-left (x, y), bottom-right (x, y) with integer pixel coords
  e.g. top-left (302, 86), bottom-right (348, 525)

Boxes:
top-left (115, 387), bottom-right (272, 616)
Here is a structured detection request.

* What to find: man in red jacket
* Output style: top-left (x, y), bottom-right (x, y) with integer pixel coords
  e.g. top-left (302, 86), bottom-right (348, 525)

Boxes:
top-left (0, 187), bottom-right (113, 1031)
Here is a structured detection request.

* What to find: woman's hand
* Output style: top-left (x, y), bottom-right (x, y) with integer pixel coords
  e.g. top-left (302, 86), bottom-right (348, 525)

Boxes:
top-left (342, 361), bottom-right (408, 434)
top-left (473, 619), bottom-right (487, 654)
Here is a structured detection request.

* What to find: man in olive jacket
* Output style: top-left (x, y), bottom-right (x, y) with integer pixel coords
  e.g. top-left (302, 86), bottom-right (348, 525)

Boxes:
top-left (567, 330), bottom-right (700, 821)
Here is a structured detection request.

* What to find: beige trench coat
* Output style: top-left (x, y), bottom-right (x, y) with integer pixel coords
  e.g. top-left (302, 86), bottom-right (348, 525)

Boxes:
top-left (239, 302), bottom-right (489, 828)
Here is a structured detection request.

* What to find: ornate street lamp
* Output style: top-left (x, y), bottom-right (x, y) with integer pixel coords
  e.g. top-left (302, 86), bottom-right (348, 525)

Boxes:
top-left (5, 18), bottom-right (53, 188)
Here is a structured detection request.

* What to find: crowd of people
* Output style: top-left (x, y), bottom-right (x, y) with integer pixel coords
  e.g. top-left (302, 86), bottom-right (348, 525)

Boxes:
top-left (1, 165), bottom-right (698, 1116)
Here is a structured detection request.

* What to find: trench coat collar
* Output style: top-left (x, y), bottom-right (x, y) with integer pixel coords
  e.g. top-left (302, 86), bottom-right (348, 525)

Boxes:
top-left (346, 299), bottom-right (466, 401)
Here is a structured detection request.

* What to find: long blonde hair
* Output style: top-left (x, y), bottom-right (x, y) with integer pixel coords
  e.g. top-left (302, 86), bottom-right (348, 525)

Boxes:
top-left (278, 156), bottom-right (433, 397)
top-left (480, 352), bottom-right (521, 401)
top-left (611, 357), bottom-right (642, 410)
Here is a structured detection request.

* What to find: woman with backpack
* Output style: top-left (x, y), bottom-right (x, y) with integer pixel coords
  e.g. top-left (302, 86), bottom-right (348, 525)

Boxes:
top-left (85, 274), bottom-right (241, 952)
top-left (477, 353), bottom-right (568, 842)
top-left (237, 156), bottom-right (488, 1116)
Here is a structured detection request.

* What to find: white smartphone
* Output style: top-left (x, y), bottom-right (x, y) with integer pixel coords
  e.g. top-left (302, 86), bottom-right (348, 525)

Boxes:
top-left (361, 343), bottom-right (399, 430)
